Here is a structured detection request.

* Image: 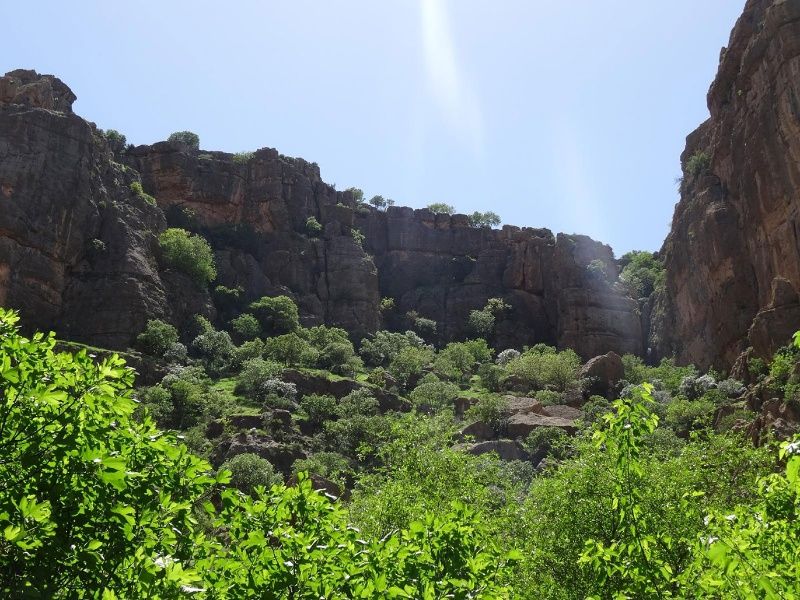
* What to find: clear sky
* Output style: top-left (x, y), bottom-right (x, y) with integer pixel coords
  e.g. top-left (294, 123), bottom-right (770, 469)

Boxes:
top-left (1, 1), bottom-right (745, 254)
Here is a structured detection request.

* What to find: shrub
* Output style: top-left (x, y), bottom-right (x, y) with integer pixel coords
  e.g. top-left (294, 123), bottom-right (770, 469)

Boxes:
top-left (230, 313), bottom-right (261, 342)
top-left (379, 297), bottom-right (395, 312)
top-left (477, 362), bottom-right (504, 392)
top-left (291, 452), bottom-right (352, 490)
top-left (162, 341), bottom-right (188, 364)
top-left (351, 227), bottom-right (365, 248)
top-left (686, 150), bottom-right (710, 176)
top-left (619, 250), bottom-right (665, 298)
top-left (256, 379), bottom-right (297, 406)
top-left (158, 228), bottom-right (216, 285)
top-left (230, 338), bottom-right (266, 370)
top-left (220, 453), bottom-right (281, 495)
top-left (434, 340), bottom-right (492, 382)
top-left (506, 348), bottom-right (581, 392)
top-left (664, 397), bottom-right (715, 434)
top-left (136, 319), bottom-right (179, 357)
top-left (235, 358), bottom-right (283, 396)
top-left (388, 345), bottom-right (435, 388)
top-left (536, 390), bottom-right (562, 406)
top-left (129, 181), bottom-right (156, 206)
top-left (359, 330), bottom-right (425, 367)
top-left (317, 341), bottom-right (362, 377)
top-left (468, 308), bottom-right (495, 337)
top-left (405, 310), bottom-right (437, 339)
top-left (524, 426), bottom-right (570, 461)
top-left (678, 373), bottom-right (718, 400)
top-left (232, 151), bottom-right (254, 164)
top-left (409, 376), bottom-right (460, 412)
top-left (467, 211), bottom-right (501, 228)
top-left (465, 395), bottom-right (509, 435)
top-left (426, 202), bottom-right (455, 215)
top-left (103, 128), bottom-right (127, 153)
top-left (213, 285), bottom-right (244, 313)
top-left (191, 329), bottom-right (235, 376)
top-left (586, 259), bottom-right (611, 283)
top-left (368, 195), bottom-right (387, 210)
top-left (305, 216), bottom-right (323, 237)
top-left (167, 130), bottom-right (200, 149)
top-left (496, 348), bottom-right (520, 366)
top-left (249, 295), bottom-right (300, 335)
top-left (299, 394), bottom-right (338, 428)
top-left (263, 333), bottom-right (313, 366)
top-left (344, 187), bottom-right (364, 203)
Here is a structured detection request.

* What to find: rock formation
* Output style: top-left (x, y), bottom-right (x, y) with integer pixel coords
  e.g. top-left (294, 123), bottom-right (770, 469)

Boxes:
top-left (0, 68), bottom-right (644, 358)
top-left (652, 0), bottom-right (800, 369)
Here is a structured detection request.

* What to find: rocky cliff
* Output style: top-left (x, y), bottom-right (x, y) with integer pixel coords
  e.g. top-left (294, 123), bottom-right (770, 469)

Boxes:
top-left (652, 0), bottom-right (800, 370)
top-left (0, 68), bottom-right (643, 357)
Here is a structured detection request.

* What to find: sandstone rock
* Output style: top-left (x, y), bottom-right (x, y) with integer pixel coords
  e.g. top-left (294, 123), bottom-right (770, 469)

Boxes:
top-left (506, 413), bottom-right (577, 439)
top-left (460, 420), bottom-right (497, 441)
top-left (748, 278), bottom-right (800, 360)
top-left (505, 396), bottom-right (547, 415)
top-left (0, 69), bottom-right (76, 112)
top-left (541, 404), bottom-right (583, 421)
top-left (464, 440), bottom-right (529, 462)
top-left (652, 0), bottom-right (800, 370)
top-left (580, 352), bottom-right (624, 399)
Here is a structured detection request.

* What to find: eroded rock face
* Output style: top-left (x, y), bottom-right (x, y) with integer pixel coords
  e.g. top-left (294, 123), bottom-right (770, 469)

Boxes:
top-left (0, 68), bottom-right (643, 358)
top-left (653, 0), bottom-right (800, 369)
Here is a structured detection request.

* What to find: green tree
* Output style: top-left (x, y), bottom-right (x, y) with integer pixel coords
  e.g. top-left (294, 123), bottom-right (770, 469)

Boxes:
top-left (136, 318), bottom-right (178, 357)
top-left (230, 313), bottom-right (261, 342)
top-left (167, 130), bottom-right (200, 149)
top-left (221, 453), bottom-right (282, 495)
top-left (619, 250), bottom-right (665, 298)
top-left (468, 211), bottom-right (501, 228)
top-left (158, 228), bottom-right (217, 285)
top-left (426, 202), bottom-right (455, 215)
top-left (249, 295), bottom-right (300, 335)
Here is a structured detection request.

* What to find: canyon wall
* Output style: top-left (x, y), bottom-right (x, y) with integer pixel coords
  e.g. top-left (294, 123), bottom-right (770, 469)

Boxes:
top-left (0, 68), bottom-right (642, 358)
top-left (652, 0), bottom-right (800, 369)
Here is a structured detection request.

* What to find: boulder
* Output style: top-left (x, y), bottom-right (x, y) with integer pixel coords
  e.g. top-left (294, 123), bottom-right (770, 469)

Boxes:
top-left (464, 440), bottom-right (529, 462)
top-left (460, 420), bottom-right (497, 441)
top-left (580, 352), bottom-right (624, 399)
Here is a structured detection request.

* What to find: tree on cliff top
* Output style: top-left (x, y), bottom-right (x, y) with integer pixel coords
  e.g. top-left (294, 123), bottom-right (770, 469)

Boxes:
top-left (167, 130), bottom-right (200, 150)
top-left (427, 202), bottom-right (455, 215)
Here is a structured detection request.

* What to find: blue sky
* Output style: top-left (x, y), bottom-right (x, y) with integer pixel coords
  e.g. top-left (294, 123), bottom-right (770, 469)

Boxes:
top-left (2, 1), bottom-right (744, 254)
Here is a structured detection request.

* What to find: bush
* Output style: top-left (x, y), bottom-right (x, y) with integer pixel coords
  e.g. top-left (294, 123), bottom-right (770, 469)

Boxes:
top-left (678, 373), bottom-right (717, 400)
top-left (388, 345), bottom-right (434, 388)
top-left (409, 376), bottom-right (460, 413)
top-left (305, 216), bottom-right (323, 237)
top-left (586, 259), bottom-right (611, 284)
top-left (467, 211), bottom-right (501, 228)
top-left (213, 285), bottom-right (244, 313)
top-left (136, 319), bottom-right (178, 357)
top-left (664, 397), bottom-right (715, 434)
top-left (221, 453), bottom-right (281, 495)
top-left (465, 395), bottom-right (509, 435)
top-left (263, 333), bottom-right (314, 366)
top-left (129, 181), bottom-right (156, 206)
top-left (230, 338), bottom-right (266, 370)
top-left (477, 362), bottom-right (504, 392)
top-left (619, 250), bottom-right (665, 299)
top-left (256, 379), bottom-right (297, 406)
top-left (158, 228), bottom-right (216, 285)
top-left (506, 347), bottom-right (580, 392)
top-left (191, 329), bottom-right (235, 376)
top-left (299, 394), bottom-right (338, 428)
top-left (467, 308), bottom-right (495, 337)
top-left (317, 341), bottom-right (362, 376)
top-left (162, 341), bottom-right (188, 364)
top-left (232, 151), bottom-right (254, 164)
top-left (249, 295), bottom-right (300, 335)
top-left (351, 227), bottom-right (365, 248)
top-left (535, 390), bottom-right (562, 406)
top-left (426, 202), bottom-right (455, 215)
top-left (524, 426), bottom-right (570, 461)
top-left (686, 150), bottom-right (710, 176)
top-left (379, 297), bottom-right (395, 312)
top-left (405, 310), bottom-right (437, 339)
top-left (103, 128), bottom-right (127, 153)
top-left (235, 358), bottom-right (283, 396)
top-left (291, 452), bottom-right (352, 490)
top-left (167, 130), bottom-right (200, 149)
top-left (359, 330), bottom-right (425, 367)
top-left (230, 313), bottom-right (261, 342)
top-left (496, 348), bottom-right (520, 366)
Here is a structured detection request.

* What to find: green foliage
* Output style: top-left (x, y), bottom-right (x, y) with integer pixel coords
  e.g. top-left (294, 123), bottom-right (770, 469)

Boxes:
top-left (426, 202), bottom-right (455, 215)
top-left (468, 211), bottom-right (501, 228)
top-left (213, 284), bottom-right (244, 313)
top-left (0, 308), bottom-right (216, 596)
top-left (167, 130), bottom-right (200, 149)
top-left (158, 227), bottom-right (216, 285)
top-left (465, 395), bottom-right (509, 435)
top-left (351, 227), bottom-right (366, 248)
top-left (103, 128), bottom-right (127, 153)
top-left (191, 329), bottom-right (235, 376)
top-left (388, 345), bottom-right (435, 389)
top-left (619, 250), bottom-right (665, 298)
top-left (434, 340), bottom-right (493, 382)
top-left (665, 397), bottom-right (715, 434)
top-left (686, 150), bottom-right (710, 176)
top-left (360, 330), bottom-right (426, 367)
top-left (586, 259), bottom-right (611, 283)
top-left (249, 295), bottom-right (300, 335)
top-left (506, 347), bottom-right (580, 392)
top-left (409, 376), bottom-right (460, 412)
top-left (232, 151), bottom-right (254, 164)
top-left (535, 389), bottom-right (562, 406)
top-left (292, 452), bottom-right (352, 490)
top-left (405, 310), bottom-right (437, 339)
top-left (129, 180), bottom-right (156, 205)
top-left (688, 437), bottom-right (800, 598)
top-left (263, 332), bottom-right (313, 366)
top-left (230, 312), bottom-right (261, 341)
top-left (136, 318), bottom-right (178, 357)
top-left (305, 215), bottom-right (323, 236)
top-left (622, 354), bottom-right (697, 392)
top-left (299, 393), bottom-right (338, 428)
top-left (524, 426), bottom-right (570, 461)
top-left (344, 187), bottom-right (364, 203)
top-left (221, 453), bottom-right (281, 494)
top-left (368, 194), bottom-right (387, 209)
top-left (230, 337), bottom-right (266, 370)
top-left (379, 297), bottom-right (396, 312)
top-left (235, 357), bottom-right (283, 396)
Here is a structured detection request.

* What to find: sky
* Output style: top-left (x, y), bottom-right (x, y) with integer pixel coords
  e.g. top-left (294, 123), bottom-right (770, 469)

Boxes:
top-left (1, 0), bottom-right (745, 254)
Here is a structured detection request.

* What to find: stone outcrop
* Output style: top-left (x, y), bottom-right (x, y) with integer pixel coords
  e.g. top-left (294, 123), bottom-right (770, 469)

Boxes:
top-left (0, 68), bottom-right (643, 358)
top-left (652, 0), bottom-right (800, 369)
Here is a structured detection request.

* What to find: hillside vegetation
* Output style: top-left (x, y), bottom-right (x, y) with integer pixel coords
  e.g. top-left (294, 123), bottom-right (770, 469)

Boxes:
top-left (1, 301), bottom-right (798, 598)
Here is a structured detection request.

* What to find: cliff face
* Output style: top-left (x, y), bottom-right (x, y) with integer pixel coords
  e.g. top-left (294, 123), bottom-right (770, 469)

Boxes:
top-left (0, 68), bottom-right (643, 358)
top-left (653, 0), bottom-right (800, 369)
